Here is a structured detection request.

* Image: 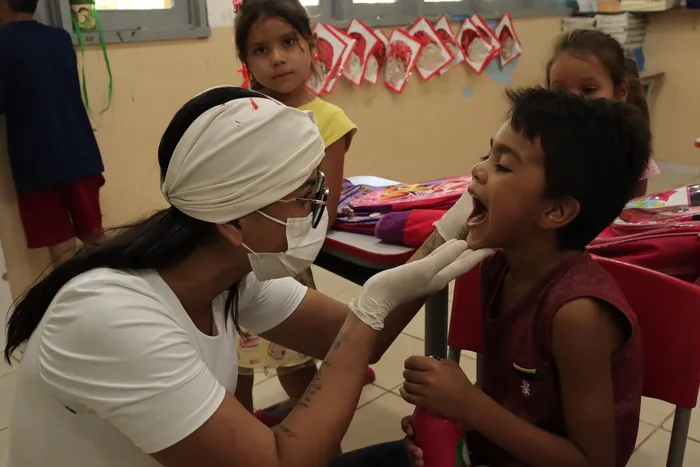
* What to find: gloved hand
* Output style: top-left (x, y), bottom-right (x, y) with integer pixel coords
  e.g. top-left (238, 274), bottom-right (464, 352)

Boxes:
top-left (350, 240), bottom-right (494, 330)
top-left (433, 192), bottom-right (473, 241)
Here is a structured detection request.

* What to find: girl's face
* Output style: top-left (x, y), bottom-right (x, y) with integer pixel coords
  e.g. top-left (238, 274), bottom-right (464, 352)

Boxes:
top-left (548, 52), bottom-right (628, 102)
top-left (244, 17), bottom-right (313, 95)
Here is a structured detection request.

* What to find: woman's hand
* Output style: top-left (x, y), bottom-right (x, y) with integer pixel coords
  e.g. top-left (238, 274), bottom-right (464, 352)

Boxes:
top-left (401, 416), bottom-right (424, 467)
top-left (350, 241), bottom-right (493, 330)
top-left (400, 356), bottom-right (483, 427)
top-left (433, 192), bottom-right (473, 241)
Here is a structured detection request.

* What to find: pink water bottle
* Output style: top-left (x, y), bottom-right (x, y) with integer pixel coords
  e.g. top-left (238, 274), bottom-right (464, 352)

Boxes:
top-left (412, 406), bottom-right (472, 467)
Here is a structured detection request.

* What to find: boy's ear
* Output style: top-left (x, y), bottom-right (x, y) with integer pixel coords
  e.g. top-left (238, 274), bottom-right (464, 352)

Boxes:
top-left (615, 78), bottom-right (630, 102)
top-left (538, 196), bottom-right (580, 232)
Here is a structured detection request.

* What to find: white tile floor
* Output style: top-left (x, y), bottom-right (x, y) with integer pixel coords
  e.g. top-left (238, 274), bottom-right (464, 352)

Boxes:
top-left (0, 171), bottom-right (697, 464)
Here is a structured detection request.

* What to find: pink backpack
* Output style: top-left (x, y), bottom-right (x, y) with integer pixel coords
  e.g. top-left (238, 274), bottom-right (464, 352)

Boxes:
top-left (588, 184), bottom-right (700, 284)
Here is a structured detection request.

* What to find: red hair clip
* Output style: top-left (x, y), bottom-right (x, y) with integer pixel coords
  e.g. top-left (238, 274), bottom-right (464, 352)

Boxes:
top-left (232, 0), bottom-right (243, 13)
top-left (237, 64), bottom-right (251, 88)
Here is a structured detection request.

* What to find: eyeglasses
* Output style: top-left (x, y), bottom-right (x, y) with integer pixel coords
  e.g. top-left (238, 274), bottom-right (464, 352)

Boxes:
top-left (280, 170), bottom-right (329, 229)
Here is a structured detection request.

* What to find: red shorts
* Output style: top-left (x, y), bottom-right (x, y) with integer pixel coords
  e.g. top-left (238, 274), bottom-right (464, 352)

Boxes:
top-left (16, 174), bottom-right (105, 249)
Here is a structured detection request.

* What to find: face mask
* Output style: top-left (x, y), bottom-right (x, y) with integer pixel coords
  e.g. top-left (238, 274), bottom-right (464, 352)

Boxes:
top-left (242, 210), bottom-right (328, 281)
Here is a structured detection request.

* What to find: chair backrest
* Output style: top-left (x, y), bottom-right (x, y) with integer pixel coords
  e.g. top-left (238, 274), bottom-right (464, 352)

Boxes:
top-left (448, 255), bottom-right (700, 408)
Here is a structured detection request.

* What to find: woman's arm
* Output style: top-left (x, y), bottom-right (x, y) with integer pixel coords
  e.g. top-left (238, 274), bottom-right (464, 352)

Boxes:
top-left (155, 313), bottom-right (377, 467)
top-left (455, 298), bottom-right (623, 467)
top-left (262, 230), bottom-right (448, 362)
top-left (319, 137), bottom-right (347, 227)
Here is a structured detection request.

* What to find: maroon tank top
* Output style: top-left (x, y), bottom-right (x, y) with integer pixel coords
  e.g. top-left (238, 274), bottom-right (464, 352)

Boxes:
top-left (467, 251), bottom-right (643, 467)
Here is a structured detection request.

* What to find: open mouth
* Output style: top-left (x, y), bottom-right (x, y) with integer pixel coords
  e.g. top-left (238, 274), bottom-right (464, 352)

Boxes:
top-left (467, 196), bottom-right (489, 227)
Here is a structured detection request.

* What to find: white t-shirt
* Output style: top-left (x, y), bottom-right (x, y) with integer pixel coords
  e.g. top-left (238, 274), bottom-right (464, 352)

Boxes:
top-left (5, 268), bottom-right (307, 467)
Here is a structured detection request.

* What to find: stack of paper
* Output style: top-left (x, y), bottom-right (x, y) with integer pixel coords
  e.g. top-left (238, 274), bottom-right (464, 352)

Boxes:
top-left (619, 0), bottom-right (678, 11)
top-left (561, 12), bottom-right (649, 70)
top-left (561, 12), bottom-right (648, 56)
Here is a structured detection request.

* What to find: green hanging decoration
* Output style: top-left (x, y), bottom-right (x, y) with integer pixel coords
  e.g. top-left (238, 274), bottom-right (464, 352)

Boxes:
top-left (69, 0), bottom-right (113, 113)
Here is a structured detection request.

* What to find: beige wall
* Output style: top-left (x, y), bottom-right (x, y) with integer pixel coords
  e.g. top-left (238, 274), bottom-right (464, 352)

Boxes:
top-left (0, 11), bottom-right (695, 297)
top-left (644, 9), bottom-right (700, 166)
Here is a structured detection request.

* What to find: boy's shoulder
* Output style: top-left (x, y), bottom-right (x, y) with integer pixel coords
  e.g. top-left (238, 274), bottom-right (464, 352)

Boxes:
top-left (0, 21), bottom-right (70, 43)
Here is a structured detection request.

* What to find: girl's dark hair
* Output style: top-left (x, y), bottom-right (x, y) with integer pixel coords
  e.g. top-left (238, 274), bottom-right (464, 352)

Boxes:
top-left (546, 29), bottom-right (650, 123)
top-left (233, 0), bottom-right (320, 90)
top-left (4, 86), bottom-right (268, 363)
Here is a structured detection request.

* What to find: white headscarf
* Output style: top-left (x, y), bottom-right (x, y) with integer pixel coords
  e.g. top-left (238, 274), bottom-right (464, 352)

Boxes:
top-left (161, 93), bottom-right (325, 224)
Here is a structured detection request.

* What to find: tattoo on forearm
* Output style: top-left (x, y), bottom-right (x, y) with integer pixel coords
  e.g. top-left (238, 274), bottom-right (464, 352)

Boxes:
top-left (276, 424), bottom-right (298, 438)
top-left (295, 329), bottom-right (345, 410)
top-left (418, 230), bottom-right (444, 257)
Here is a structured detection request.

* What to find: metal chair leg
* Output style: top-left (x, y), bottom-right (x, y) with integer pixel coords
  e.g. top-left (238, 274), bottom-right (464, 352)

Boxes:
top-left (476, 353), bottom-right (484, 383)
top-left (448, 347), bottom-right (461, 363)
top-left (424, 286), bottom-right (449, 359)
top-left (667, 406), bottom-right (692, 467)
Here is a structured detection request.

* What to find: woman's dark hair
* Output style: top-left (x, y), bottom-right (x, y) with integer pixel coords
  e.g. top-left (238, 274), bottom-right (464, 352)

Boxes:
top-left (234, 0), bottom-right (320, 90)
top-left (4, 86), bottom-right (268, 364)
top-left (546, 29), bottom-right (650, 123)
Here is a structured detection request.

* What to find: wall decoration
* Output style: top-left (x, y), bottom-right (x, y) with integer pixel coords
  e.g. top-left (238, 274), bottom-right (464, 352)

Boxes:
top-left (469, 14), bottom-right (502, 55)
top-left (384, 29), bottom-right (422, 94)
top-left (458, 18), bottom-right (496, 74)
top-left (343, 19), bottom-right (380, 86)
top-left (494, 13), bottom-right (522, 67)
top-left (408, 18), bottom-right (454, 81)
top-left (326, 25), bottom-right (356, 93)
top-left (307, 24), bottom-right (347, 96)
top-left (434, 16), bottom-right (464, 75)
top-left (304, 12), bottom-right (520, 94)
top-left (364, 29), bottom-right (388, 85)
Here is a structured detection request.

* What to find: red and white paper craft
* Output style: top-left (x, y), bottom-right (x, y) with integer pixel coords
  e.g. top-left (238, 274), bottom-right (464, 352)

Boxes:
top-left (343, 20), bottom-right (379, 86)
top-left (494, 12), bottom-right (522, 67)
top-left (434, 16), bottom-right (464, 76)
top-left (364, 29), bottom-right (388, 85)
top-left (458, 18), bottom-right (497, 74)
top-left (408, 18), bottom-right (454, 81)
top-left (307, 23), bottom-right (346, 96)
top-left (384, 29), bottom-right (422, 94)
top-left (469, 15), bottom-right (502, 55)
top-left (326, 25), bottom-right (356, 93)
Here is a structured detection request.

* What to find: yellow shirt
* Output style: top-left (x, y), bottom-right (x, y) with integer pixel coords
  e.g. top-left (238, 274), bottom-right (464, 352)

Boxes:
top-left (298, 98), bottom-right (357, 148)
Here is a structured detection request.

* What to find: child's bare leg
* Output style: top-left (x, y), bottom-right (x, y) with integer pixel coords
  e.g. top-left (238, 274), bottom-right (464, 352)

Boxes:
top-left (234, 373), bottom-right (255, 413)
top-left (48, 238), bottom-right (77, 267)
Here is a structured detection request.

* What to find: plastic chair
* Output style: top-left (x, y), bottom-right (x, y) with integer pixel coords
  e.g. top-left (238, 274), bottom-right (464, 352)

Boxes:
top-left (447, 256), bottom-right (700, 467)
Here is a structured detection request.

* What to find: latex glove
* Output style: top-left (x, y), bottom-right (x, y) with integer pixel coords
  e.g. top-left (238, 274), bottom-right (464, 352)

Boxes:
top-left (433, 191), bottom-right (473, 241)
top-left (350, 240), bottom-right (494, 330)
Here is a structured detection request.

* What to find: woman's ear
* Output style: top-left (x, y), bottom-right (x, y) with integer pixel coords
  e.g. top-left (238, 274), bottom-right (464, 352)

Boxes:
top-left (217, 221), bottom-right (244, 247)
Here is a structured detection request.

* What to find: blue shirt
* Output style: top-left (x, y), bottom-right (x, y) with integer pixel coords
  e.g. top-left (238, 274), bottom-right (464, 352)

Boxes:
top-left (0, 20), bottom-right (103, 191)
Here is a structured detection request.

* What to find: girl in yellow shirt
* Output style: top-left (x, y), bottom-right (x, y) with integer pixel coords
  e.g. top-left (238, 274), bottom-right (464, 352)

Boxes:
top-left (233, 0), bottom-right (363, 426)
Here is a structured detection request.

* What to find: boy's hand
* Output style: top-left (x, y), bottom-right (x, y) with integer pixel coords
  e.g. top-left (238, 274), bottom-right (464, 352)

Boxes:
top-left (400, 356), bottom-right (480, 424)
top-left (401, 415), bottom-right (424, 467)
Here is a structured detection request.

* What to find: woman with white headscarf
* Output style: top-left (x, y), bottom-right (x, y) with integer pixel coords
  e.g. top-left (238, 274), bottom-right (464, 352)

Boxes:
top-left (3, 87), bottom-right (485, 467)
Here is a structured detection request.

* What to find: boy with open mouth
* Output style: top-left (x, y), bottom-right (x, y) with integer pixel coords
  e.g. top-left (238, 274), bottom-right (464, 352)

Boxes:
top-left (335, 87), bottom-right (652, 467)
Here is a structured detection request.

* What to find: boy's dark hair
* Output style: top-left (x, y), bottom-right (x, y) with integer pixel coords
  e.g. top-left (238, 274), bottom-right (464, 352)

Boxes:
top-left (506, 87), bottom-right (652, 250)
top-left (7, 0), bottom-right (38, 14)
top-left (234, 0), bottom-right (320, 90)
top-left (546, 30), bottom-right (650, 124)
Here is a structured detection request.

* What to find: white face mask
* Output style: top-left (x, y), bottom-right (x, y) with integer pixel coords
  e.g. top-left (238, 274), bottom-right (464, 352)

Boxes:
top-left (242, 210), bottom-right (328, 281)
